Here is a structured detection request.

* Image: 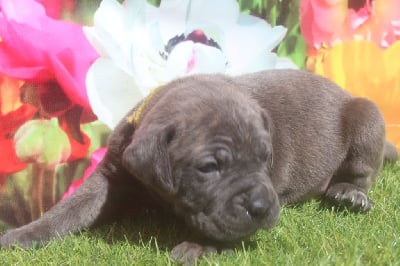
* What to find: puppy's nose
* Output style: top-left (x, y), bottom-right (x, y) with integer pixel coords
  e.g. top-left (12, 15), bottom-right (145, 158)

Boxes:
top-left (246, 188), bottom-right (270, 219)
top-left (248, 198), bottom-right (269, 218)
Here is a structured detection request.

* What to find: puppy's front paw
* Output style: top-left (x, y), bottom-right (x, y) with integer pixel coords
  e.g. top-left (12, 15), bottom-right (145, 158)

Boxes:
top-left (325, 183), bottom-right (372, 212)
top-left (0, 220), bottom-right (52, 249)
top-left (0, 228), bottom-right (38, 249)
top-left (170, 241), bottom-right (218, 265)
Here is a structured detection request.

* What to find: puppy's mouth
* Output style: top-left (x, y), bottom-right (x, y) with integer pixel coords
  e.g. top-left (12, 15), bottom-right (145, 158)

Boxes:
top-left (183, 188), bottom-right (280, 242)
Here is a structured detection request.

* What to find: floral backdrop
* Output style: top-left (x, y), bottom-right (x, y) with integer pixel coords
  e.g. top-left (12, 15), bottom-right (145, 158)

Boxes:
top-left (0, 0), bottom-right (398, 228)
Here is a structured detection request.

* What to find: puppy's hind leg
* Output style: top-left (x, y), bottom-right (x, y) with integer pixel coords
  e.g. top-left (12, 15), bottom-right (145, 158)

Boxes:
top-left (325, 98), bottom-right (386, 212)
top-left (384, 141), bottom-right (398, 163)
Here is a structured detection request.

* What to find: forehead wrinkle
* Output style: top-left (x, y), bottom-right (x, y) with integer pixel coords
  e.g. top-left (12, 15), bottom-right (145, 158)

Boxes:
top-left (168, 78), bottom-right (268, 158)
top-left (194, 103), bottom-right (266, 158)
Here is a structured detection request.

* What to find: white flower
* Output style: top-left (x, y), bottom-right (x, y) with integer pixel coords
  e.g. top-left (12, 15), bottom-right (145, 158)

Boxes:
top-left (85, 0), bottom-right (297, 128)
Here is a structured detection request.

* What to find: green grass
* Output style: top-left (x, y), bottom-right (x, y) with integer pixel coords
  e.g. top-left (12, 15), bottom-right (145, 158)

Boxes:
top-left (1, 163), bottom-right (399, 265)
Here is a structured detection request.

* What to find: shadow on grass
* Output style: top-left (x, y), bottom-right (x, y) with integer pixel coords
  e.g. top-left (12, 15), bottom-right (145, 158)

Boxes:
top-left (88, 209), bottom-right (259, 254)
top-left (87, 196), bottom-right (372, 254)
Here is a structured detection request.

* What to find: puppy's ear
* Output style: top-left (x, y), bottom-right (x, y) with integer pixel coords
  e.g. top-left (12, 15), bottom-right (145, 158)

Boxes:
top-left (122, 122), bottom-right (176, 194)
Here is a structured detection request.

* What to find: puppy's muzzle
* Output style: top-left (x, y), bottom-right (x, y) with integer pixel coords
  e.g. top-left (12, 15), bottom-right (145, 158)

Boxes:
top-left (241, 185), bottom-right (278, 225)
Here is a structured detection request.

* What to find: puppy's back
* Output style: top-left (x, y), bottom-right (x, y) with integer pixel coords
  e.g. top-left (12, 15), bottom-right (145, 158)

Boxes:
top-left (234, 70), bottom-right (352, 203)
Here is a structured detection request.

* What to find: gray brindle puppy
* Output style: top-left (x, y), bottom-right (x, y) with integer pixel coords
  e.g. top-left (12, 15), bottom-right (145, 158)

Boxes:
top-left (0, 70), bottom-right (397, 262)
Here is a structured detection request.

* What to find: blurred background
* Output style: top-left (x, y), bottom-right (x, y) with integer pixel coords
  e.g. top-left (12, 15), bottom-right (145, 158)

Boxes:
top-left (0, 0), bottom-right (398, 228)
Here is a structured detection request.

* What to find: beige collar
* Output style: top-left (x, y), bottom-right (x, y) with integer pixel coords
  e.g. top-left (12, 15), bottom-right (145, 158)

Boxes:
top-left (126, 86), bottom-right (162, 125)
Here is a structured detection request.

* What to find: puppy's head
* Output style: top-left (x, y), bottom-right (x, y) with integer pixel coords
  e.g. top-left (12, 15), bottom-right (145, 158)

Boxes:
top-left (122, 75), bottom-right (280, 242)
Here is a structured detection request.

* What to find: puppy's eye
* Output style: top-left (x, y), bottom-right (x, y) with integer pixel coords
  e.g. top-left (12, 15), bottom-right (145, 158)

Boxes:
top-left (197, 161), bottom-right (219, 174)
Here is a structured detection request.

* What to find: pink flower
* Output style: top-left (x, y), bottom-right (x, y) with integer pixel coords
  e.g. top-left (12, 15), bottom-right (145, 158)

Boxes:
top-left (0, 0), bottom-right (98, 111)
top-left (62, 147), bottom-right (107, 199)
top-left (300, 0), bottom-right (400, 51)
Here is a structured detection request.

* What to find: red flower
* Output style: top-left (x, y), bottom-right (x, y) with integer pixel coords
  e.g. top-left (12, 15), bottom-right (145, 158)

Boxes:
top-left (0, 0), bottom-right (98, 111)
top-left (0, 76), bottom-right (37, 181)
top-left (58, 107), bottom-right (92, 161)
top-left (0, 139), bottom-right (27, 181)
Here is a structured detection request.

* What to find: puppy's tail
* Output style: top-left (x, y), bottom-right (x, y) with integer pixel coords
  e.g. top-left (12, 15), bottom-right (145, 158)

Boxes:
top-left (384, 141), bottom-right (398, 164)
